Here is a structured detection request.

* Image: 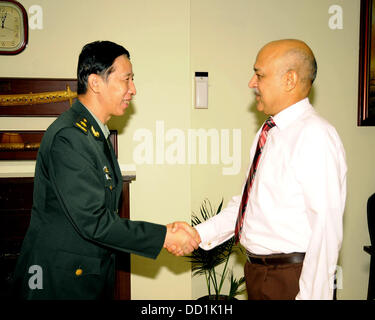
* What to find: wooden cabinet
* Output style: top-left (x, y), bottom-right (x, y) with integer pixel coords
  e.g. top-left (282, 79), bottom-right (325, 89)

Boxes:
top-left (0, 177), bottom-right (33, 298)
top-left (114, 175), bottom-right (135, 300)
top-left (0, 175), bottom-right (134, 300)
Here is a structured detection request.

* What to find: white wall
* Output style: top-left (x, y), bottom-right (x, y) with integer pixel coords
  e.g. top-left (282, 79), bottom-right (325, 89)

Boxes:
top-left (189, 0), bottom-right (372, 300)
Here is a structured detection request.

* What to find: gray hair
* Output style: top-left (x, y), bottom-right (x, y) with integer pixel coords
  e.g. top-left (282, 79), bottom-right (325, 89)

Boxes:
top-left (282, 47), bottom-right (317, 85)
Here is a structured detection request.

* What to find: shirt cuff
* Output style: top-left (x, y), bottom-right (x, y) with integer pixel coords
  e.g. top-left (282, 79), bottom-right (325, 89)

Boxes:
top-left (194, 223), bottom-right (219, 251)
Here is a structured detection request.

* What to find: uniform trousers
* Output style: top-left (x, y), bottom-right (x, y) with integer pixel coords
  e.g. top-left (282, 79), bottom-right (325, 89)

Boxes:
top-left (244, 256), bottom-right (303, 300)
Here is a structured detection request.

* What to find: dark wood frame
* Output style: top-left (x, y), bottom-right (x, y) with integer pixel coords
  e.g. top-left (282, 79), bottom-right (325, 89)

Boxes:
top-left (0, 130), bottom-right (118, 160)
top-left (0, 130), bottom-right (44, 160)
top-left (0, 0), bottom-right (29, 55)
top-left (358, 0), bottom-right (375, 126)
top-left (0, 78), bottom-right (77, 116)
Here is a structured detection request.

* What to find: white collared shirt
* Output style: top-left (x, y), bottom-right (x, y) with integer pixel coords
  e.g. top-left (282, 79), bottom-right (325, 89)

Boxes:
top-left (195, 98), bottom-right (347, 299)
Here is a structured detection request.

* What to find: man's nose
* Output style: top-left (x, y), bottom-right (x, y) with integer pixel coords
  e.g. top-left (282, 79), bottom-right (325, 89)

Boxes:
top-left (248, 74), bottom-right (257, 88)
top-left (130, 81), bottom-right (136, 96)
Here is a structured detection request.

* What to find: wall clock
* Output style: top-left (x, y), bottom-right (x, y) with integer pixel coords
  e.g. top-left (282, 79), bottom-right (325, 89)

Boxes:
top-left (0, 0), bottom-right (28, 55)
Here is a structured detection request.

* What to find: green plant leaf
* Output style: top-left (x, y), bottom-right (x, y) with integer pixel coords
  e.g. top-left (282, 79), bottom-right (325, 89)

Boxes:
top-left (228, 272), bottom-right (246, 299)
top-left (189, 198), bottom-right (245, 298)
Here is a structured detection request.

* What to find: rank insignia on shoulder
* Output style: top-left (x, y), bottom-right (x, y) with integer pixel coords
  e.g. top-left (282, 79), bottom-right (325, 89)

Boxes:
top-left (80, 120), bottom-right (87, 128)
top-left (74, 121), bottom-right (88, 134)
top-left (74, 116), bottom-right (89, 134)
top-left (91, 126), bottom-right (100, 138)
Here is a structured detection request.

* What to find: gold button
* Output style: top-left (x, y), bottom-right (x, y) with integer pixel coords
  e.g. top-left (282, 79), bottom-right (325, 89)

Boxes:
top-left (109, 185), bottom-right (112, 190)
top-left (75, 269), bottom-right (83, 276)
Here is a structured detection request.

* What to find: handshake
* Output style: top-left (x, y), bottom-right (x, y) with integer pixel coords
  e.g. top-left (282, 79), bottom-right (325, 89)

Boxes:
top-left (163, 222), bottom-right (201, 256)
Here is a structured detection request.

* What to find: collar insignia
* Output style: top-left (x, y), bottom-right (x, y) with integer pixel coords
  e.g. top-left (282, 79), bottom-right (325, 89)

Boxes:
top-left (91, 126), bottom-right (100, 138)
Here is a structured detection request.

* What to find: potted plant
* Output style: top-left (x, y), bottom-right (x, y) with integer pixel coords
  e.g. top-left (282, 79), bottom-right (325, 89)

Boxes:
top-left (189, 198), bottom-right (246, 300)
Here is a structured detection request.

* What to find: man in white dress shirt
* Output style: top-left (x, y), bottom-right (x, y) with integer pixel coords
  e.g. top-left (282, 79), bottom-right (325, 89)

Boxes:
top-left (170, 39), bottom-right (347, 299)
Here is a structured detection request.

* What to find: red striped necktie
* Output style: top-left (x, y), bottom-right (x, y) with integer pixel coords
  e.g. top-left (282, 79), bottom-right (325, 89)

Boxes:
top-left (234, 117), bottom-right (276, 244)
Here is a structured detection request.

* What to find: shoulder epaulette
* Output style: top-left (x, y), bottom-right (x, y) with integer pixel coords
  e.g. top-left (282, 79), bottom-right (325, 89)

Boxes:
top-left (74, 117), bottom-right (89, 134)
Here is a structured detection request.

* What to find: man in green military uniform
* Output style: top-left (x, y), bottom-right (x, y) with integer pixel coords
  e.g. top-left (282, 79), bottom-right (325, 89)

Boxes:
top-left (12, 41), bottom-right (199, 299)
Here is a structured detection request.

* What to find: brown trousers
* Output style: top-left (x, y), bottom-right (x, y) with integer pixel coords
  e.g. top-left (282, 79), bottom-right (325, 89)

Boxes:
top-left (244, 260), bottom-right (303, 300)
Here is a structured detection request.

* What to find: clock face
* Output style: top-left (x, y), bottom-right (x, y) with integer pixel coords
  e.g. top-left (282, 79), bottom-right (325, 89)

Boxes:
top-left (0, 1), bottom-right (28, 54)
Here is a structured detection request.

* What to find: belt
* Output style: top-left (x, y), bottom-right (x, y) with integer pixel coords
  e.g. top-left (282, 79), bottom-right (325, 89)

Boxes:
top-left (246, 251), bottom-right (305, 266)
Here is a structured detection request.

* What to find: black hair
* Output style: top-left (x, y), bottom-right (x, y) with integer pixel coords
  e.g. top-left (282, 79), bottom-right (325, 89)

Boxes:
top-left (77, 41), bottom-right (130, 94)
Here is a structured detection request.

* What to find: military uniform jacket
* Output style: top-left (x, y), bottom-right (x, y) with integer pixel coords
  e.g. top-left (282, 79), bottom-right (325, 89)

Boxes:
top-left (13, 100), bottom-right (166, 299)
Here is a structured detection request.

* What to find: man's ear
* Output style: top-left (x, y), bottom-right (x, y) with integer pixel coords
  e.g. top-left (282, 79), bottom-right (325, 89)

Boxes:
top-left (284, 70), bottom-right (298, 92)
top-left (87, 74), bottom-right (102, 94)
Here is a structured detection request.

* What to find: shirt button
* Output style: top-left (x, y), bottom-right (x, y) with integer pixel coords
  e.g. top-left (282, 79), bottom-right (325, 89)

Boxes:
top-left (75, 269), bottom-right (83, 276)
